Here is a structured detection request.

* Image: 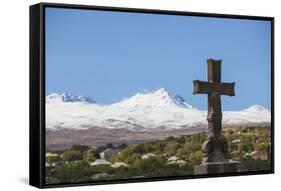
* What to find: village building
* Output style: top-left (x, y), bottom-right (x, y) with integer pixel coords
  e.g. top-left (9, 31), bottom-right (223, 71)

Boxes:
top-left (231, 139), bottom-right (241, 144)
top-left (243, 151), bottom-right (269, 160)
top-left (167, 159), bottom-right (188, 166)
top-left (167, 156), bottom-right (179, 161)
top-left (45, 152), bottom-right (59, 157)
top-left (100, 148), bottom-right (119, 160)
top-left (90, 159), bottom-right (112, 166)
top-left (111, 162), bottom-right (129, 168)
top-left (141, 153), bottom-right (156, 160)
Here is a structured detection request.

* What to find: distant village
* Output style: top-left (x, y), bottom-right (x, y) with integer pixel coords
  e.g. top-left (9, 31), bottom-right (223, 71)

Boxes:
top-left (46, 147), bottom-right (193, 183)
top-left (47, 148), bottom-right (195, 168)
top-left (45, 126), bottom-right (271, 184)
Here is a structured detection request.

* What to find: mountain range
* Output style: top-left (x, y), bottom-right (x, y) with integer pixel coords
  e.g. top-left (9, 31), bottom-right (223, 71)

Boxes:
top-left (46, 88), bottom-right (271, 131)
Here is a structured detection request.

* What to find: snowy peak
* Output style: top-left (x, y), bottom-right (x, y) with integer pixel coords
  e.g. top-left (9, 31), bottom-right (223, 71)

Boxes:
top-left (45, 90), bottom-right (271, 131)
top-left (46, 93), bottom-right (95, 104)
top-left (243, 105), bottom-right (270, 114)
top-left (111, 88), bottom-right (192, 108)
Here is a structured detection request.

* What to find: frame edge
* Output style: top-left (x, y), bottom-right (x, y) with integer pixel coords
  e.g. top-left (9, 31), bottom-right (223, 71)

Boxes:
top-left (29, 3), bottom-right (44, 188)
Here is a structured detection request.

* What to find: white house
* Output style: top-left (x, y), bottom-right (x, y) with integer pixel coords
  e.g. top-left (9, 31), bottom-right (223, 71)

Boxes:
top-left (142, 153), bottom-right (156, 160)
top-left (167, 156), bottom-right (179, 161)
top-left (231, 139), bottom-right (241, 143)
top-left (90, 159), bottom-right (112, 166)
top-left (45, 152), bottom-right (59, 157)
top-left (243, 151), bottom-right (269, 160)
top-left (167, 159), bottom-right (188, 166)
top-left (111, 162), bottom-right (129, 168)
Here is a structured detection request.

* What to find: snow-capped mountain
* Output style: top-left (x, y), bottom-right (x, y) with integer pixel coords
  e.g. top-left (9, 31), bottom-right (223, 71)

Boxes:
top-left (46, 89), bottom-right (271, 131)
top-left (242, 104), bottom-right (270, 114)
top-left (111, 88), bottom-right (192, 108)
top-left (46, 93), bottom-right (95, 104)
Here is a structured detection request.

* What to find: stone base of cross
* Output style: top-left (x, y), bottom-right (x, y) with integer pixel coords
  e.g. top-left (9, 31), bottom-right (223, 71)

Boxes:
top-left (193, 59), bottom-right (243, 174)
top-left (194, 160), bottom-right (243, 174)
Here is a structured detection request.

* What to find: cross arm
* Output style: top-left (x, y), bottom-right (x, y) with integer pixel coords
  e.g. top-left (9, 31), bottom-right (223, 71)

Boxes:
top-left (193, 80), bottom-right (235, 96)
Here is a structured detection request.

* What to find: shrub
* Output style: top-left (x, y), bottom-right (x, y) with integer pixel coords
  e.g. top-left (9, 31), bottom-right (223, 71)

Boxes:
top-left (189, 150), bottom-right (204, 166)
top-left (83, 149), bottom-right (100, 162)
top-left (63, 150), bottom-right (83, 161)
top-left (70, 144), bottom-right (90, 153)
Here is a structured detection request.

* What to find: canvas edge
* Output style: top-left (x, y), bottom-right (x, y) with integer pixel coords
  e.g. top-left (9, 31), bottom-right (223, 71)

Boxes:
top-left (29, 2), bottom-right (275, 189)
top-left (29, 3), bottom-right (42, 188)
top-left (29, 3), bottom-right (46, 188)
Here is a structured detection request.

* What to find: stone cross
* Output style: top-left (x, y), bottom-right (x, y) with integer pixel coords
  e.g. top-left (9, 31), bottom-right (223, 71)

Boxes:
top-left (193, 59), bottom-right (235, 163)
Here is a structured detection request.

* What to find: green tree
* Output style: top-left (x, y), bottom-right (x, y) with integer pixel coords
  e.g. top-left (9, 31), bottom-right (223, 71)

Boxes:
top-left (46, 155), bottom-right (61, 163)
top-left (176, 148), bottom-right (188, 158)
top-left (70, 144), bottom-right (90, 153)
top-left (138, 157), bottom-right (165, 175)
top-left (54, 160), bottom-right (92, 183)
top-left (63, 150), bottom-right (83, 161)
top-left (133, 144), bottom-right (146, 154)
top-left (154, 142), bottom-right (166, 154)
top-left (83, 149), bottom-right (100, 162)
top-left (254, 143), bottom-right (271, 152)
top-left (241, 127), bottom-right (248, 133)
top-left (163, 142), bottom-right (181, 156)
top-left (184, 142), bottom-right (201, 154)
top-left (106, 143), bottom-right (115, 149)
top-left (117, 143), bottom-right (128, 150)
top-left (189, 150), bottom-right (204, 166)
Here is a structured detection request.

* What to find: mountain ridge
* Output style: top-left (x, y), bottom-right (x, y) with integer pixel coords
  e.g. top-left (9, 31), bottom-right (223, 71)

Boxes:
top-left (111, 88), bottom-right (192, 108)
top-left (46, 88), bottom-right (271, 131)
top-left (46, 92), bottom-right (95, 104)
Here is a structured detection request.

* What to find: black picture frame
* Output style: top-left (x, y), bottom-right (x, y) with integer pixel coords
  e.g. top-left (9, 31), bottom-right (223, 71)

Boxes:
top-left (30, 2), bottom-right (274, 189)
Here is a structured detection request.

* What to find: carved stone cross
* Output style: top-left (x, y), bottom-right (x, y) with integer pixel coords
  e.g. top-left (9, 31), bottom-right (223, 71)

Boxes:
top-left (193, 59), bottom-right (235, 163)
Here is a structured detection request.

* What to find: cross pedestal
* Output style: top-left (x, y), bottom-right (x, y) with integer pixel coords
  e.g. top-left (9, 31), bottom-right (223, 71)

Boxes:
top-left (194, 161), bottom-right (242, 175)
top-left (193, 59), bottom-right (242, 175)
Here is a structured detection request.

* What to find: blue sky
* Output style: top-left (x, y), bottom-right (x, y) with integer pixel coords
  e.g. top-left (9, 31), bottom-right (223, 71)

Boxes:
top-left (45, 7), bottom-right (271, 110)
